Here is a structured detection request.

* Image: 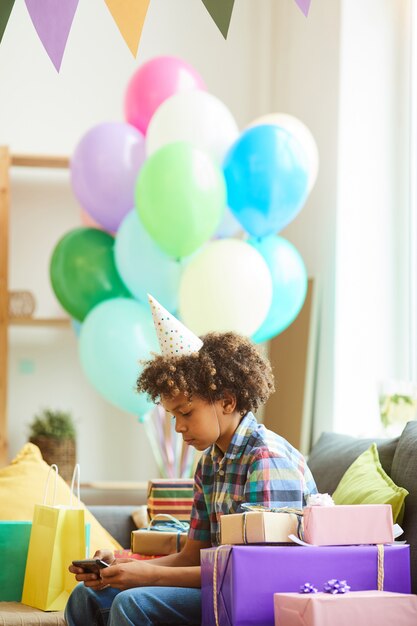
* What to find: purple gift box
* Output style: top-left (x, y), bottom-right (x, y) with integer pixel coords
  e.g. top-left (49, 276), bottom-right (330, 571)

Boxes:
top-left (201, 544), bottom-right (411, 626)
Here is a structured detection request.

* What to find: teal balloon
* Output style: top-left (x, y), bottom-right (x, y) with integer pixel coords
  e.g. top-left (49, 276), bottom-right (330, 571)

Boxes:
top-left (250, 235), bottom-right (307, 343)
top-left (50, 227), bottom-right (130, 321)
top-left (115, 210), bottom-right (183, 313)
top-left (79, 298), bottom-right (158, 417)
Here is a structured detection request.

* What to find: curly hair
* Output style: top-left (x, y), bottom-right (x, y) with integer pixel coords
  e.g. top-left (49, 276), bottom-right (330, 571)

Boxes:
top-left (137, 332), bottom-right (275, 415)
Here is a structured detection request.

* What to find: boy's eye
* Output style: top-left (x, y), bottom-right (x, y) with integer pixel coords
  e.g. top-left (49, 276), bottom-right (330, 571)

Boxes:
top-left (180, 411), bottom-right (192, 417)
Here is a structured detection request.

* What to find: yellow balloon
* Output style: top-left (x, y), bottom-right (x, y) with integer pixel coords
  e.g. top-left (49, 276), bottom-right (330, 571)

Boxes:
top-left (178, 239), bottom-right (272, 336)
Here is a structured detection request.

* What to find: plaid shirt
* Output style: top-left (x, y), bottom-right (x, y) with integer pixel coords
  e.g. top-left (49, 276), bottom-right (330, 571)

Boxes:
top-left (188, 412), bottom-right (317, 546)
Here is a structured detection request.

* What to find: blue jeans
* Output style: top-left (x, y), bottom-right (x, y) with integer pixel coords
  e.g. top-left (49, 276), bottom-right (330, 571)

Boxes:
top-left (64, 583), bottom-right (201, 626)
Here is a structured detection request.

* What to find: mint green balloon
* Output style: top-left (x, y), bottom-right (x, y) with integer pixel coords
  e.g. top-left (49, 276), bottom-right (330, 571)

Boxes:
top-left (135, 142), bottom-right (225, 258)
top-left (79, 298), bottom-right (158, 417)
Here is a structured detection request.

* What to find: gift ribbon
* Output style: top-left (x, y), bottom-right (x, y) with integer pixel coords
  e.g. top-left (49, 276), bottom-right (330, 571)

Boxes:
top-left (213, 545), bottom-right (230, 626)
top-left (377, 544), bottom-right (384, 591)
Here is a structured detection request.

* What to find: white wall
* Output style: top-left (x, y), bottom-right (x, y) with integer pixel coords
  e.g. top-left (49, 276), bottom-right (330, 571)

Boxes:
top-left (267, 0), bottom-right (342, 441)
top-left (333, 0), bottom-right (410, 436)
top-left (0, 0), bottom-right (280, 480)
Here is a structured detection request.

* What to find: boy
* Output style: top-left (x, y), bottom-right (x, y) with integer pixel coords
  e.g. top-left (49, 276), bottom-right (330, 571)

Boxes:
top-left (66, 296), bottom-right (316, 626)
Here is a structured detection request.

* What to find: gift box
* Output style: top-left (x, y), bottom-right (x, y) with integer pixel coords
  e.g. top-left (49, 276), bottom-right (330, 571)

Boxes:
top-left (147, 479), bottom-right (194, 522)
top-left (132, 514), bottom-right (189, 555)
top-left (131, 529), bottom-right (188, 555)
top-left (201, 544), bottom-right (411, 626)
top-left (220, 511), bottom-right (299, 545)
top-left (274, 591), bottom-right (417, 626)
top-left (302, 504), bottom-right (394, 546)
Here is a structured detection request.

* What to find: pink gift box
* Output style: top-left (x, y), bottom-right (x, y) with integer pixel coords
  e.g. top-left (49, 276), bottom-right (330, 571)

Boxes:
top-left (302, 504), bottom-right (394, 545)
top-left (274, 591), bottom-right (417, 626)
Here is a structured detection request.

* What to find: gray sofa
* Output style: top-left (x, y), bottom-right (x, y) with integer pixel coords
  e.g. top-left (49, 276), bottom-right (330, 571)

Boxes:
top-left (89, 421), bottom-right (417, 593)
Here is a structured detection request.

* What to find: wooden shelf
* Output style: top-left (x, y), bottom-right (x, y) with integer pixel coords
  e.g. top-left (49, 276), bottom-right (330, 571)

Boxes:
top-left (11, 154), bottom-right (69, 169)
top-left (9, 317), bottom-right (71, 328)
top-left (81, 481), bottom-right (148, 491)
top-left (0, 148), bottom-right (71, 466)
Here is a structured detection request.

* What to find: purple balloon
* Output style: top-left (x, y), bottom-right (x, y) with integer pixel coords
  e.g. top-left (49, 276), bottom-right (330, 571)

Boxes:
top-left (70, 122), bottom-right (146, 233)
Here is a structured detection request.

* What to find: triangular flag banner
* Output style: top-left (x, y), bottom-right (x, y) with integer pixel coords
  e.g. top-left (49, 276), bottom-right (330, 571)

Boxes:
top-left (0, 0), bottom-right (15, 44)
top-left (24, 0), bottom-right (79, 72)
top-left (104, 0), bottom-right (150, 57)
top-left (148, 294), bottom-right (203, 357)
top-left (294, 0), bottom-right (312, 17)
top-left (201, 0), bottom-right (235, 39)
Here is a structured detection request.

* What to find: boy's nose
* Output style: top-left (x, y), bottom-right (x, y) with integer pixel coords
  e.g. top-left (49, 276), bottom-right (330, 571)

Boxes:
top-left (175, 419), bottom-right (187, 433)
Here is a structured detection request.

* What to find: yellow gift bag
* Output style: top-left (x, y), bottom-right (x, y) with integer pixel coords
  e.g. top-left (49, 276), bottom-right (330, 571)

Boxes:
top-left (22, 464), bottom-right (86, 611)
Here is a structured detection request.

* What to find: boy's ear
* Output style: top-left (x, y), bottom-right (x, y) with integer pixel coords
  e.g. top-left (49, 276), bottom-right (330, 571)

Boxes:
top-left (222, 391), bottom-right (237, 414)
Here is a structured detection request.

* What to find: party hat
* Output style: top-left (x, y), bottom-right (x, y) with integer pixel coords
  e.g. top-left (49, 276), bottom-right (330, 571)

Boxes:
top-left (148, 294), bottom-right (203, 357)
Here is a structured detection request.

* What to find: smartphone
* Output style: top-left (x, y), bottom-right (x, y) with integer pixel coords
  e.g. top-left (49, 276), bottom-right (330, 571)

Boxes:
top-left (72, 558), bottom-right (110, 573)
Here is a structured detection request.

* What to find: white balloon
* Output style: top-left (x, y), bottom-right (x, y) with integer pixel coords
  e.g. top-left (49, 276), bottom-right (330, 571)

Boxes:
top-left (248, 113), bottom-right (319, 192)
top-left (147, 91), bottom-right (239, 164)
top-left (179, 239), bottom-right (272, 336)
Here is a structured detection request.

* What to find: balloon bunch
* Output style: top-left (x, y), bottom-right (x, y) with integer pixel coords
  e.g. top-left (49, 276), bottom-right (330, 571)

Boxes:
top-left (49, 56), bottom-right (318, 470)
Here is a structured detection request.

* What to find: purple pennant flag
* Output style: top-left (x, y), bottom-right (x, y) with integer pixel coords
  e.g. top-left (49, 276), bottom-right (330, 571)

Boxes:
top-left (25, 0), bottom-right (79, 71)
top-left (294, 0), bottom-right (312, 16)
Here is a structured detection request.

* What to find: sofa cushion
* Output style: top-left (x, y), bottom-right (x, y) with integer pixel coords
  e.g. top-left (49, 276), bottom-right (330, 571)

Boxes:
top-left (88, 506), bottom-right (137, 549)
top-left (307, 432), bottom-right (399, 494)
top-left (331, 443), bottom-right (408, 522)
top-left (391, 421), bottom-right (417, 593)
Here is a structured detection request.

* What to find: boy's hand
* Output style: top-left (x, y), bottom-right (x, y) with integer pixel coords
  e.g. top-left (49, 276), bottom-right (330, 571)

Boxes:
top-left (92, 549), bottom-right (116, 566)
top-left (68, 549), bottom-right (116, 590)
top-left (100, 560), bottom-right (156, 591)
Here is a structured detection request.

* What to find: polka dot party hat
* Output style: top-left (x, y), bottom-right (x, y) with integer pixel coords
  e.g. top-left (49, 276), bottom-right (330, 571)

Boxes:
top-left (147, 294), bottom-right (203, 357)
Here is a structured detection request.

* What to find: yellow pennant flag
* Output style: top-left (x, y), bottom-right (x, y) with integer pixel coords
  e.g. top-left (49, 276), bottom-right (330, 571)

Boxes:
top-left (104, 0), bottom-right (150, 57)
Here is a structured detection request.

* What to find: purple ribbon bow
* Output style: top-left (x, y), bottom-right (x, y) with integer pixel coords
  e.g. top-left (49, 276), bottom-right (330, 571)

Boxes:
top-left (299, 583), bottom-right (318, 594)
top-left (323, 579), bottom-right (351, 594)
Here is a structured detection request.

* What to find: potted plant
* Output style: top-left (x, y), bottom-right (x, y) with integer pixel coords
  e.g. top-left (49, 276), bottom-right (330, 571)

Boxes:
top-left (28, 408), bottom-right (76, 482)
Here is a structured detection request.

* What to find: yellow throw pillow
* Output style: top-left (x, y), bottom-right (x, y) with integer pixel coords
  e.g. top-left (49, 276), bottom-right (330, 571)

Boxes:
top-left (332, 443), bottom-right (409, 523)
top-left (0, 443), bottom-right (121, 555)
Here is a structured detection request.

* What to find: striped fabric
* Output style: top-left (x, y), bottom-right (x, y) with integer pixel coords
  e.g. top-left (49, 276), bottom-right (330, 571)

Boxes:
top-left (188, 412), bottom-right (317, 546)
top-left (147, 479), bottom-right (194, 522)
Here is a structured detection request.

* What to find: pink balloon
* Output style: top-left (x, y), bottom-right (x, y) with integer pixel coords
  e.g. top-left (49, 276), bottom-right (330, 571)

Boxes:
top-left (124, 56), bottom-right (206, 135)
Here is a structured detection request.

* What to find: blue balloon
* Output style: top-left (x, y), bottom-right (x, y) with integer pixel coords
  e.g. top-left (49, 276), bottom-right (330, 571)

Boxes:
top-left (79, 298), bottom-right (158, 417)
top-left (224, 125), bottom-right (309, 237)
top-left (249, 235), bottom-right (307, 343)
top-left (115, 210), bottom-right (184, 314)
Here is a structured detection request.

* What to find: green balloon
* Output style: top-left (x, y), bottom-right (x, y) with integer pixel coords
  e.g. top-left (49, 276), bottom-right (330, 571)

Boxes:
top-left (135, 142), bottom-right (225, 258)
top-left (50, 227), bottom-right (130, 321)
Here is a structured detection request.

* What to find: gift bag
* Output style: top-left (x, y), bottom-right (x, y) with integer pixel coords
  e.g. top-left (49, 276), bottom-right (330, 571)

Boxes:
top-left (21, 464), bottom-right (86, 611)
top-left (0, 521), bottom-right (32, 600)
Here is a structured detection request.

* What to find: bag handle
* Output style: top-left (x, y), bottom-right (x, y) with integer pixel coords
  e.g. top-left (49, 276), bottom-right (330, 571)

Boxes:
top-left (43, 464), bottom-right (58, 506)
top-left (70, 464), bottom-right (81, 509)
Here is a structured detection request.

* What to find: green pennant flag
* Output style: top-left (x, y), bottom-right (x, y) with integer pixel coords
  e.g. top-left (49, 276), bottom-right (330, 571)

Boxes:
top-left (0, 0), bottom-right (15, 44)
top-left (201, 0), bottom-right (235, 39)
